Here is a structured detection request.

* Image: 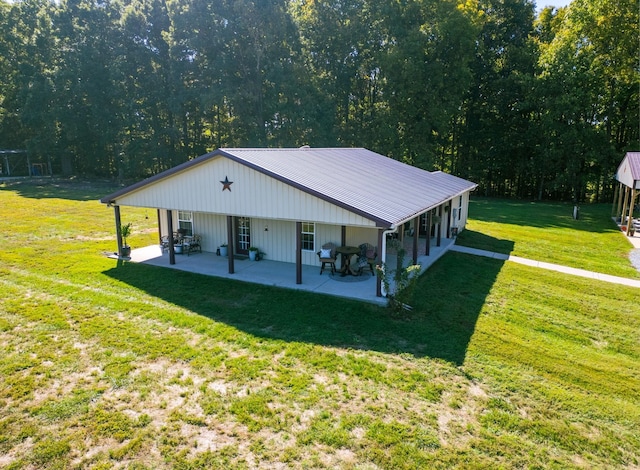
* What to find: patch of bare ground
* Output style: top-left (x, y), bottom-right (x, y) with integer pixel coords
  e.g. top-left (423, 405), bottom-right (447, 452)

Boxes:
top-left (0, 438), bottom-right (34, 468)
top-left (437, 380), bottom-right (487, 447)
top-left (76, 235), bottom-right (114, 241)
top-left (181, 422), bottom-right (242, 457)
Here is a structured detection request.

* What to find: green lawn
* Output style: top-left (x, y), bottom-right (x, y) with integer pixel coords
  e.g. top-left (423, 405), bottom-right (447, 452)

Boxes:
top-left (1, 180), bottom-right (638, 469)
top-left (456, 197), bottom-right (639, 278)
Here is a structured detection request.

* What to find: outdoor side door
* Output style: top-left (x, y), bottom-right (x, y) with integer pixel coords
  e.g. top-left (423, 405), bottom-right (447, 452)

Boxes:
top-left (235, 217), bottom-right (251, 255)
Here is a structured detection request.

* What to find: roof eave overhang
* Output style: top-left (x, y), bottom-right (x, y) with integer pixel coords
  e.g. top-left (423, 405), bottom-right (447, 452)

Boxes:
top-left (390, 184), bottom-right (479, 230)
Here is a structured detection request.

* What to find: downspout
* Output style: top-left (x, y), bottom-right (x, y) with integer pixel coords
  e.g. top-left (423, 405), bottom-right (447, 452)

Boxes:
top-left (380, 227), bottom-right (398, 297)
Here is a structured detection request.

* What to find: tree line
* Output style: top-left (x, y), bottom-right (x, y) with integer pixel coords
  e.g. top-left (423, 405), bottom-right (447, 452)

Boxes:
top-left (0, 0), bottom-right (637, 201)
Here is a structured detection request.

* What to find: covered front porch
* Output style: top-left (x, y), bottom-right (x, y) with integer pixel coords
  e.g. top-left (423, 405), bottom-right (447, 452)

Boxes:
top-left (125, 236), bottom-right (457, 305)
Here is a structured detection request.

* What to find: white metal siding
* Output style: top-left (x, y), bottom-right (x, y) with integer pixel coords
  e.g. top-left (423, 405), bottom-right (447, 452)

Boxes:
top-left (460, 192), bottom-right (470, 230)
top-left (346, 226), bottom-right (379, 247)
top-left (159, 212), bottom-right (359, 267)
top-left (115, 157), bottom-right (378, 228)
top-left (618, 161), bottom-right (635, 188)
top-left (193, 213), bottom-right (227, 253)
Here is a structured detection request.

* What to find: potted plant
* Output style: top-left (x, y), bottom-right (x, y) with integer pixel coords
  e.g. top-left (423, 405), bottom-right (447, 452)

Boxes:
top-left (219, 243), bottom-right (228, 256)
top-left (120, 223), bottom-right (132, 257)
top-left (249, 246), bottom-right (259, 261)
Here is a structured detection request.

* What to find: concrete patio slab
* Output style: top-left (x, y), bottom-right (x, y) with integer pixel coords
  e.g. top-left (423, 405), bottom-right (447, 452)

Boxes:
top-left (125, 237), bottom-right (457, 305)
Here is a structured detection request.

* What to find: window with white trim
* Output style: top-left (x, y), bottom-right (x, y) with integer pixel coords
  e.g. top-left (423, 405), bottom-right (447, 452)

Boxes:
top-left (458, 196), bottom-right (463, 221)
top-left (301, 222), bottom-right (315, 251)
top-left (178, 211), bottom-right (193, 236)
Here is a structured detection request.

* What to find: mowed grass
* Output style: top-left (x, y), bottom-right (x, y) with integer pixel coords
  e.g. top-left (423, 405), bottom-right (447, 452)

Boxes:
top-left (0, 179), bottom-right (639, 469)
top-left (456, 197), bottom-right (640, 278)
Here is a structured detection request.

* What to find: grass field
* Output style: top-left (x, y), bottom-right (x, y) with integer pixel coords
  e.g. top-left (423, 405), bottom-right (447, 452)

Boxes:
top-left (1, 180), bottom-right (639, 469)
top-left (457, 198), bottom-right (639, 278)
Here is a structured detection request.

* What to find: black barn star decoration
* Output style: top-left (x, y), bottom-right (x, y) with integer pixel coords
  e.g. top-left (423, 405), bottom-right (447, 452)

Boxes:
top-left (220, 176), bottom-right (233, 192)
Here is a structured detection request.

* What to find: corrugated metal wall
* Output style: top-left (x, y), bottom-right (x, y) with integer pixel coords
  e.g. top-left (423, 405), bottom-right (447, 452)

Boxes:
top-left (160, 210), bottom-right (375, 266)
top-left (116, 157), bottom-right (377, 228)
top-left (157, 198), bottom-right (472, 267)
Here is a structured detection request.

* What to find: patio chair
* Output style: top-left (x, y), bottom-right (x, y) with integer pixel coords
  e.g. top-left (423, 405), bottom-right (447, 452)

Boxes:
top-left (356, 243), bottom-right (377, 276)
top-left (160, 235), bottom-right (171, 253)
top-left (317, 242), bottom-right (337, 275)
top-left (186, 234), bottom-right (202, 256)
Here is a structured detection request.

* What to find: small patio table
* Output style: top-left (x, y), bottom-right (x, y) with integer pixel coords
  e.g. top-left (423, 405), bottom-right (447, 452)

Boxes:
top-left (336, 245), bottom-right (360, 276)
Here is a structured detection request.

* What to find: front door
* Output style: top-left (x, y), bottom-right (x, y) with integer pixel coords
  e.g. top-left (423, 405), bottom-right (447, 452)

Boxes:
top-left (235, 217), bottom-right (251, 255)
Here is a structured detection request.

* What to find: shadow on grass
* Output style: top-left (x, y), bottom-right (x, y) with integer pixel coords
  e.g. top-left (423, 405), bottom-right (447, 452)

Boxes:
top-left (455, 230), bottom-right (516, 255)
top-left (0, 178), bottom-right (121, 201)
top-left (104, 249), bottom-right (508, 365)
top-left (469, 197), bottom-right (618, 234)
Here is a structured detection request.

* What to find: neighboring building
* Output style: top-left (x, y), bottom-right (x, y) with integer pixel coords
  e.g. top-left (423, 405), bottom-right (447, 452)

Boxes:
top-left (614, 151), bottom-right (640, 235)
top-left (101, 147), bottom-right (477, 296)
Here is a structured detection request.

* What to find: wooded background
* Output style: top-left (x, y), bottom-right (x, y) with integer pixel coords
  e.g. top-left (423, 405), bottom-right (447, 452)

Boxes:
top-left (0, 0), bottom-right (637, 201)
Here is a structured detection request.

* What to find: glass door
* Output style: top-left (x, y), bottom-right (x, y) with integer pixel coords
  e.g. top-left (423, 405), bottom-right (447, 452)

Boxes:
top-left (235, 217), bottom-right (251, 255)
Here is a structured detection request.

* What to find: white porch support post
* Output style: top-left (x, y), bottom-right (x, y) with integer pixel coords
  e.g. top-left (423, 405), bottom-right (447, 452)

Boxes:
top-left (166, 210), bottom-right (175, 265)
top-left (296, 221), bottom-right (302, 285)
top-left (114, 205), bottom-right (124, 257)
top-left (226, 216), bottom-right (234, 274)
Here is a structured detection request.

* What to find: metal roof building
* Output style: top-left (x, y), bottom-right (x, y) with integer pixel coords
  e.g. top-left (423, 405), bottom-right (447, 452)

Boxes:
top-left (102, 147), bottom-right (477, 297)
top-left (614, 151), bottom-right (640, 236)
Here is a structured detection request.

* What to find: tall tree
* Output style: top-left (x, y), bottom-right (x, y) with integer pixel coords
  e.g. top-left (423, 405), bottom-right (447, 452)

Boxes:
top-left (381, 0), bottom-right (478, 167)
top-left (456, 0), bottom-right (538, 196)
top-left (536, 0), bottom-right (639, 201)
top-left (53, 0), bottom-right (128, 176)
top-left (291, 0), bottom-right (386, 147)
top-left (0, 0), bottom-right (57, 162)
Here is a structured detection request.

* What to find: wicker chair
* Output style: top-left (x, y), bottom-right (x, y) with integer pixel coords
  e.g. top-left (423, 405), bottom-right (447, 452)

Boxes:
top-left (160, 235), bottom-right (171, 253)
top-left (185, 234), bottom-right (202, 256)
top-left (356, 243), bottom-right (378, 276)
top-left (317, 242), bottom-right (338, 275)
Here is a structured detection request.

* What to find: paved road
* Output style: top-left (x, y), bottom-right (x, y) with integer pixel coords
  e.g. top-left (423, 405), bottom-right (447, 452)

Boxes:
top-left (450, 245), bottom-right (640, 288)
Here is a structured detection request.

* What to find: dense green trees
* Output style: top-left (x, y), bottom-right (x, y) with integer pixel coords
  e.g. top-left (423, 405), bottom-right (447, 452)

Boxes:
top-left (0, 0), bottom-right (637, 202)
